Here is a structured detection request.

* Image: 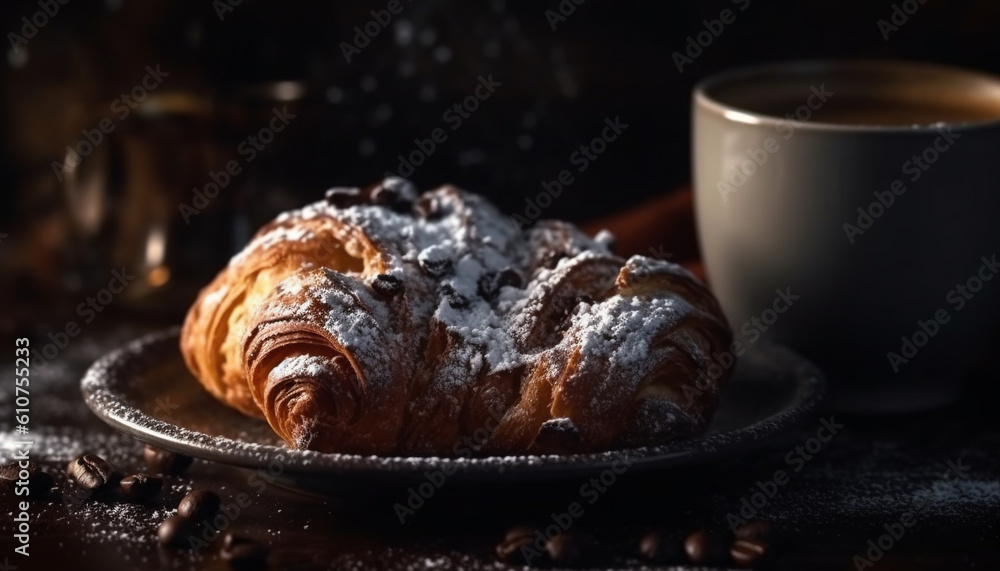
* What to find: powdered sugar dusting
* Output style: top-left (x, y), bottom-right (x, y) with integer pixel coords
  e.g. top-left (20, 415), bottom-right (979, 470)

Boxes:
top-left (188, 179), bottom-right (733, 453)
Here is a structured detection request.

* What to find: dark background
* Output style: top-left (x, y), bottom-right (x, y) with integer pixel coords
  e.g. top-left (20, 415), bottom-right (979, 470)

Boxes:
top-left (2, 0), bottom-right (999, 324)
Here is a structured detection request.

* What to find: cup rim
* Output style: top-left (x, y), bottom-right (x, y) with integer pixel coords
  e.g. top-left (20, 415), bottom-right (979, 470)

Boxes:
top-left (693, 59), bottom-right (1000, 132)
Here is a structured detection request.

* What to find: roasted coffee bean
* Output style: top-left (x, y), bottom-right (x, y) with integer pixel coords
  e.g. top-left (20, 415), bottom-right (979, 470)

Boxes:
top-left (144, 445), bottom-right (193, 475)
top-left (221, 533), bottom-right (270, 567)
top-left (120, 474), bottom-right (163, 501)
top-left (533, 418), bottom-right (581, 454)
top-left (684, 530), bottom-right (731, 566)
top-left (735, 520), bottom-right (779, 544)
top-left (325, 186), bottom-right (364, 208)
top-left (0, 461), bottom-right (54, 497)
top-left (494, 525), bottom-right (541, 565)
top-left (553, 296), bottom-right (594, 335)
top-left (371, 274), bottom-right (404, 298)
top-left (178, 489), bottom-right (222, 523)
top-left (66, 453), bottom-right (115, 491)
top-left (546, 532), bottom-right (599, 567)
top-left (731, 538), bottom-right (769, 568)
top-left (0, 462), bottom-right (17, 486)
top-left (638, 529), bottom-right (686, 564)
top-left (158, 515), bottom-right (196, 549)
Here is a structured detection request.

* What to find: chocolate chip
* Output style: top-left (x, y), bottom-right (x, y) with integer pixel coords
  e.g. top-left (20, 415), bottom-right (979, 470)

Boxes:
top-left (177, 490), bottom-right (221, 523)
top-left (120, 474), bottom-right (163, 501)
top-left (533, 418), bottom-right (581, 454)
top-left (0, 461), bottom-right (54, 498)
top-left (420, 257), bottom-right (453, 278)
top-left (66, 453), bottom-right (115, 491)
top-left (731, 538), bottom-right (769, 568)
top-left (413, 195), bottom-right (446, 220)
top-left (546, 532), bottom-right (599, 567)
top-left (158, 515), bottom-right (196, 549)
top-left (371, 274), bottom-right (404, 298)
top-left (496, 267), bottom-right (523, 289)
top-left (735, 520), bottom-right (779, 544)
top-left (478, 268), bottom-right (523, 300)
top-left (684, 530), bottom-right (731, 566)
top-left (143, 445), bottom-right (193, 475)
top-left (638, 529), bottom-right (686, 564)
top-left (325, 186), bottom-right (364, 208)
top-left (494, 525), bottom-right (542, 565)
top-left (441, 284), bottom-right (469, 309)
top-left (370, 184), bottom-right (395, 204)
top-left (221, 533), bottom-right (270, 567)
top-left (477, 272), bottom-right (498, 299)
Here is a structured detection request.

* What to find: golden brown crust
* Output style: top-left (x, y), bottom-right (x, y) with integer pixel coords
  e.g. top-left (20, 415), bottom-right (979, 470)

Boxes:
top-left (180, 179), bottom-right (734, 456)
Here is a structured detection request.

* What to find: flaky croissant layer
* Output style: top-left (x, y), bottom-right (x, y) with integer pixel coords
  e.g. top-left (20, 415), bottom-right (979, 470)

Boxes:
top-left (180, 178), bottom-right (733, 456)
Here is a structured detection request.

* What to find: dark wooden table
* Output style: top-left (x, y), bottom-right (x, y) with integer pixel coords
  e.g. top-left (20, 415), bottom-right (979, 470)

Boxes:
top-left (1, 316), bottom-right (999, 571)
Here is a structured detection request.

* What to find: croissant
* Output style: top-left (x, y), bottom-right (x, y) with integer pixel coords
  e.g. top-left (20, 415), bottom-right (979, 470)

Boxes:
top-left (181, 178), bottom-right (733, 456)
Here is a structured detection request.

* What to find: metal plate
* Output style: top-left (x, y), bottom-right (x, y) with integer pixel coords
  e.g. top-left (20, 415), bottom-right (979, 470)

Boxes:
top-left (81, 328), bottom-right (824, 495)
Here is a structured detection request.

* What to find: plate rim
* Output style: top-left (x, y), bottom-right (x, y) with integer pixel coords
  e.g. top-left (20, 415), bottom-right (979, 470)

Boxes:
top-left (81, 328), bottom-right (825, 478)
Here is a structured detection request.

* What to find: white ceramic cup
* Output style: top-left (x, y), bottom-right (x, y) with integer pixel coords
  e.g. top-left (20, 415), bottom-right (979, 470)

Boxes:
top-left (693, 60), bottom-right (1000, 413)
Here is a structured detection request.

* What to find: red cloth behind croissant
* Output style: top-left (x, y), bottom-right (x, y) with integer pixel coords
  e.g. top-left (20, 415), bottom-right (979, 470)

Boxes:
top-left (581, 186), bottom-right (704, 282)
